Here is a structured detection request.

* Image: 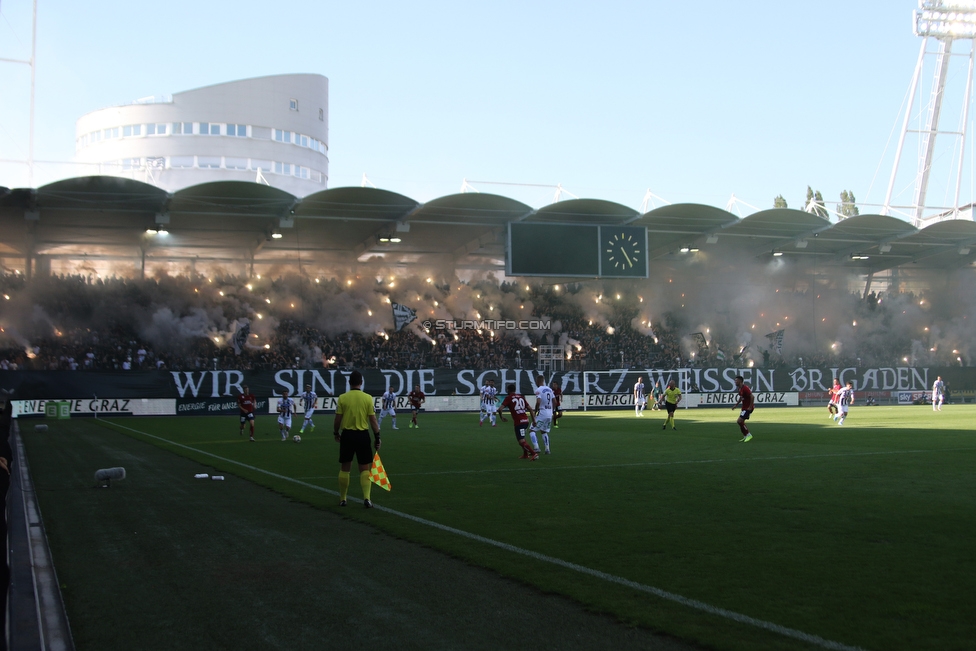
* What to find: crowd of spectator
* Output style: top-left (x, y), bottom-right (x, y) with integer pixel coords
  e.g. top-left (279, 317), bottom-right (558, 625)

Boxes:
top-left (0, 273), bottom-right (970, 372)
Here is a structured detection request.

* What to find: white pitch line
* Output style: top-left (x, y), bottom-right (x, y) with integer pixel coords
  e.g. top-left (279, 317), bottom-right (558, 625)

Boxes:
top-left (100, 420), bottom-right (867, 651)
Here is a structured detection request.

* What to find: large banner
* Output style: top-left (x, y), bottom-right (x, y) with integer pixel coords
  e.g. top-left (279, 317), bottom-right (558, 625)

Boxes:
top-left (0, 366), bottom-right (966, 401)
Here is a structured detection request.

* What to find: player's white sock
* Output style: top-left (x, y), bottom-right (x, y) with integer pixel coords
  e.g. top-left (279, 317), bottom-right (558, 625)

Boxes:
top-left (490, 414), bottom-right (496, 426)
top-left (542, 432), bottom-right (550, 451)
top-left (529, 430), bottom-right (540, 451)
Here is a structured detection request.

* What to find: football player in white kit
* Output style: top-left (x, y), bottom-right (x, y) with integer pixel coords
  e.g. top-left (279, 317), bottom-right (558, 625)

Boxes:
top-left (529, 374), bottom-right (555, 454)
top-left (300, 384), bottom-right (317, 433)
top-left (379, 388), bottom-right (399, 429)
top-left (633, 376), bottom-right (647, 417)
top-left (932, 376), bottom-right (945, 411)
top-left (278, 389), bottom-right (295, 441)
top-left (479, 379), bottom-right (498, 427)
top-left (835, 381), bottom-right (854, 425)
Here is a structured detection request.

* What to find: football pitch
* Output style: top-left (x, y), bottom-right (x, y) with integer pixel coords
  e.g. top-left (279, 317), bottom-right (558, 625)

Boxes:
top-left (20, 404), bottom-right (976, 651)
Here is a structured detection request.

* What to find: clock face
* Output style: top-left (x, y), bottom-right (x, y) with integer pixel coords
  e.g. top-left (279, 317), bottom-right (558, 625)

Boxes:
top-left (601, 227), bottom-right (647, 277)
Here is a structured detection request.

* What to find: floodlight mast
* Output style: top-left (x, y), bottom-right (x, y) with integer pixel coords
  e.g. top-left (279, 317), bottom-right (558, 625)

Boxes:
top-left (884, 1), bottom-right (976, 226)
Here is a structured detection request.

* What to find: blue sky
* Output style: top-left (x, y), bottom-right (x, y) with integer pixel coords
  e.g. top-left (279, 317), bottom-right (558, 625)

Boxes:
top-left (0, 1), bottom-right (937, 213)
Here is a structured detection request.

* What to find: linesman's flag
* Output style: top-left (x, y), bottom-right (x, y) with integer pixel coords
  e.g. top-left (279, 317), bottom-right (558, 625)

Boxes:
top-left (369, 453), bottom-right (392, 491)
top-left (766, 329), bottom-right (785, 355)
top-left (392, 302), bottom-right (417, 332)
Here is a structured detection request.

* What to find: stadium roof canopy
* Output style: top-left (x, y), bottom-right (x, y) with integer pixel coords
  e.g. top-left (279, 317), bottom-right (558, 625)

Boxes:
top-left (2, 176), bottom-right (976, 277)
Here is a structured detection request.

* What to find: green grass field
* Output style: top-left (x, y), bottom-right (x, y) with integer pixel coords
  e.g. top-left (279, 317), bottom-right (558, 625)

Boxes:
top-left (22, 404), bottom-right (976, 651)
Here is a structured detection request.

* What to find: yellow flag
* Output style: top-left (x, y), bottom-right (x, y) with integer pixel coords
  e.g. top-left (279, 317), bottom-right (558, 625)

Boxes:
top-left (369, 452), bottom-right (391, 491)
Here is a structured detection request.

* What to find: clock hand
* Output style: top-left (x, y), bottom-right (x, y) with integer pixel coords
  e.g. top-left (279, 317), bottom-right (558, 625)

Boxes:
top-left (620, 247), bottom-right (633, 267)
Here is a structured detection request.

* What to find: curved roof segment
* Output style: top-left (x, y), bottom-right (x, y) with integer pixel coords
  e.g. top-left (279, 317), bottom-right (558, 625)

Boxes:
top-left (529, 199), bottom-right (638, 224)
top-left (1, 175), bottom-right (975, 276)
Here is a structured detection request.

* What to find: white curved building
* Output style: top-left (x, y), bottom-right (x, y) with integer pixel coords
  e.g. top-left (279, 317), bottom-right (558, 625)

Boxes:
top-left (73, 74), bottom-right (328, 196)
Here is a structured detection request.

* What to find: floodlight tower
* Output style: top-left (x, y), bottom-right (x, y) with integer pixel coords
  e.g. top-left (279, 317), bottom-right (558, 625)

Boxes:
top-left (883, 1), bottom-right (976, 225)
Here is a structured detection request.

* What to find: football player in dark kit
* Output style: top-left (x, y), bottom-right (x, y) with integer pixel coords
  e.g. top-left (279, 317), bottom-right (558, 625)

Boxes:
top-left (408, 385), bottom-right (425, 428)
top-left (500, 384), bottom-right (538, 460)
top-left (238, 385), bottom-right (257, 441)
top-left (733, 375), bottom-right (755, 442)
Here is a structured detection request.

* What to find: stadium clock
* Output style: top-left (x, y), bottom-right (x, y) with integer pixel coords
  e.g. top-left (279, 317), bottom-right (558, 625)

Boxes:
top-left (600, 226), bottom-right (647, 278)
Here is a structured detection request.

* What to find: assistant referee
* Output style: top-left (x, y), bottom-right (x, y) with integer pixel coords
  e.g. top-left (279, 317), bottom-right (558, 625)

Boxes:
top-left (333, 370), bottom-right (381, 508)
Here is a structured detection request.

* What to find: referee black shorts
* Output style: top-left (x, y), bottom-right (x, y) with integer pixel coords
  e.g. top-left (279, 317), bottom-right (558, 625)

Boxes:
top-left (665, 401), bottom-right (677, 414)
top-left (339, 429), bottom-right (373, 466)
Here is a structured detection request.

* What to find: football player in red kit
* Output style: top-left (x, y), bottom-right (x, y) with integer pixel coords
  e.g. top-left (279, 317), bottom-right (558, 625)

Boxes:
top-left (408, 385), bottom-right (425, 428)
top-left (500, 384), bottom-right (538, 460)
top-left (827, 377), bottom-right (841, 419)
top-left (732, 375), bottom-right (755, 443)
top-left (238, 385), bottom-right (257, 441)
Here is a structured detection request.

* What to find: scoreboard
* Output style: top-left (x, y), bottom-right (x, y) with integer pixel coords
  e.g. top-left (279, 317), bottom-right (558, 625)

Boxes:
top-left (507, 223), bottom-right (648, 278)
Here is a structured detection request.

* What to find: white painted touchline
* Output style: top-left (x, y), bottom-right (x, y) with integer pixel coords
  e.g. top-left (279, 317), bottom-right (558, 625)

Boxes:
top-left (100, 420), bottom-right (867, 651)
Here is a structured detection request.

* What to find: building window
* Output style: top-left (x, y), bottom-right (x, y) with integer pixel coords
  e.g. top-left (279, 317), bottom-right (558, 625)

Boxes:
top-left (104, 127), bottom-right (119, 139)
top-left (289, 98), bottom-right (298, 111)
top-left (123, 125), bottom-right (132, 137)
top-left (227, 124), bottom-right (246, 137)
top-left (147, 123), bottom-right (167, 136)
top-left (318, 108), bottom-right (324, 121)
top-left (251, 159), bottom-right (272, 172)
top-left (200, 122), bottom-right (221, 135)
top-left (121, 158), bottom-right (141, 170)
top-left (273, 129), bottom-right (292, 143)
top-left (198, 156), bottom-right (221, 169)
top-left (169, 156), bottom-right (194, 168)
top-left (225, 157), bottom-right (248, 170)
top-left (274, 161), bottom-right (291, 175)
top-left (173, 122), bottom-right (194, 135)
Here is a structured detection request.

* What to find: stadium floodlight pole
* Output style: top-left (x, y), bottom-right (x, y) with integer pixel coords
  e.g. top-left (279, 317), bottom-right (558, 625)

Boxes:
top-left (954, 39), bottom-right (976, 211)
top-left (884, 1), bottom-right (976, 225)
top-left (0, 0), bottom-right (38, 187)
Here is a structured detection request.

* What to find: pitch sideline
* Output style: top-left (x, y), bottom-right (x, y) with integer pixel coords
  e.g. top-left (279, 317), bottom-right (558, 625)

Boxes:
top-left (99, 419), bottom-right (867, 651)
